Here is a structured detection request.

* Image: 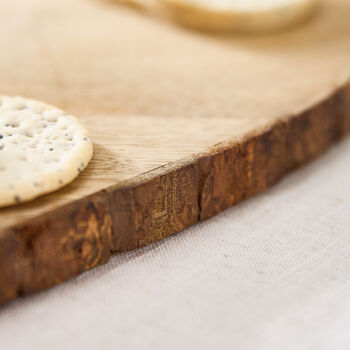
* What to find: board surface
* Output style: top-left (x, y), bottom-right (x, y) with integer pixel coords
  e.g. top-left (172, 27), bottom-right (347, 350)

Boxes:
top-left (0, 0), bottom-right (350, 305)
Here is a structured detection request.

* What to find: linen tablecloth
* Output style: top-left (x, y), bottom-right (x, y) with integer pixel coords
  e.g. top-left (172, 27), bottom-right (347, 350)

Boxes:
top-left (0, 137), bottom-right (349, 350)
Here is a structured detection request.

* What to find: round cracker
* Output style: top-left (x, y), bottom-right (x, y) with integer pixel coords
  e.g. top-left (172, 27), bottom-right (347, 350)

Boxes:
top-left (0, 96), bottom-right (93, 207)
top-left (160, 0), bottom-right (319, 33)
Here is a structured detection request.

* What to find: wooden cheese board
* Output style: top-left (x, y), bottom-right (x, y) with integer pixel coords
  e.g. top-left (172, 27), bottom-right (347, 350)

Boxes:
top-left (0, 0), bottom-right (349, 306)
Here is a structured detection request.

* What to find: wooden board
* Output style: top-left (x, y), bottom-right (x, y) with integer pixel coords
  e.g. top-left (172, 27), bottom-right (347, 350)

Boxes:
top-left (0, 0), bottom-right (350, 306)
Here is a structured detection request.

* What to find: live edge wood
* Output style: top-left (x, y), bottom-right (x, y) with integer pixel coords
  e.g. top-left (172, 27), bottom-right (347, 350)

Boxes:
top-left (1, 85), bottom-right (349, 305)
top-left (1, 0), bottom-right (350, 306)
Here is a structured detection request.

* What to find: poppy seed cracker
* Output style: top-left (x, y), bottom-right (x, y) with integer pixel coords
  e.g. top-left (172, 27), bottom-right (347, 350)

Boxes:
top-left (161, 0), bottom-right (318, 33)
top-left (0, 96), bottom-right (93, 207)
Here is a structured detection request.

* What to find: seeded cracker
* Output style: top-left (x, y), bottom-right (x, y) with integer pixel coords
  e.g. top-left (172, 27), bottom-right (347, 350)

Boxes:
top-left (0, 96), bottom-right (93, 207)
top-left (161, 0), bottom-right (318, 33)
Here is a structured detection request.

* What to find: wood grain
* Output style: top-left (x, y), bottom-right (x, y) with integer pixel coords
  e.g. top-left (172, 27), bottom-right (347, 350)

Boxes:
top-left (0, 0), bottom-right (349, 306)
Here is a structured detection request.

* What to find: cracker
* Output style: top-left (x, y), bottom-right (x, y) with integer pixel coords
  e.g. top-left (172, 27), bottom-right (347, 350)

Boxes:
top-left (0, 96), bottom-right (93, 207)
top-left (160, 0), bottom-right (319, 33)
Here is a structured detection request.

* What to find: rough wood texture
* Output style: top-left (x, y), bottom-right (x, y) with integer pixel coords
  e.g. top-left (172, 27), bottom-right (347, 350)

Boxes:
top-left (0, 0), bottom-right (349, 306)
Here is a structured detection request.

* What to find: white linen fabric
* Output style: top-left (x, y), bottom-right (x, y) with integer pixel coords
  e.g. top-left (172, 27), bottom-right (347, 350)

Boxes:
top-left (0, 137), bottom-right (349, 350)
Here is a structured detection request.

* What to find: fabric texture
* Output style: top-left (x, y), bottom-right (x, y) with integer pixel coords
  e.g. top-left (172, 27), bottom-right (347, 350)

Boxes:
top-left (0, 137), bottom-right (349, 350)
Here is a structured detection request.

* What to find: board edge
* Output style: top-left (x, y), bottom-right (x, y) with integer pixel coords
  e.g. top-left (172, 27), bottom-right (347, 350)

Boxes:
top-left (0, 82), bottom-right (349, 307)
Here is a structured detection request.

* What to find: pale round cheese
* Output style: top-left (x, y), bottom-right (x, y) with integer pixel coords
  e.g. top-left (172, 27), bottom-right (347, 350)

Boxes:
top-left (0, 96), bottom-right (93, 207)
top-left (160, 0), bottom-right (319, 32)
